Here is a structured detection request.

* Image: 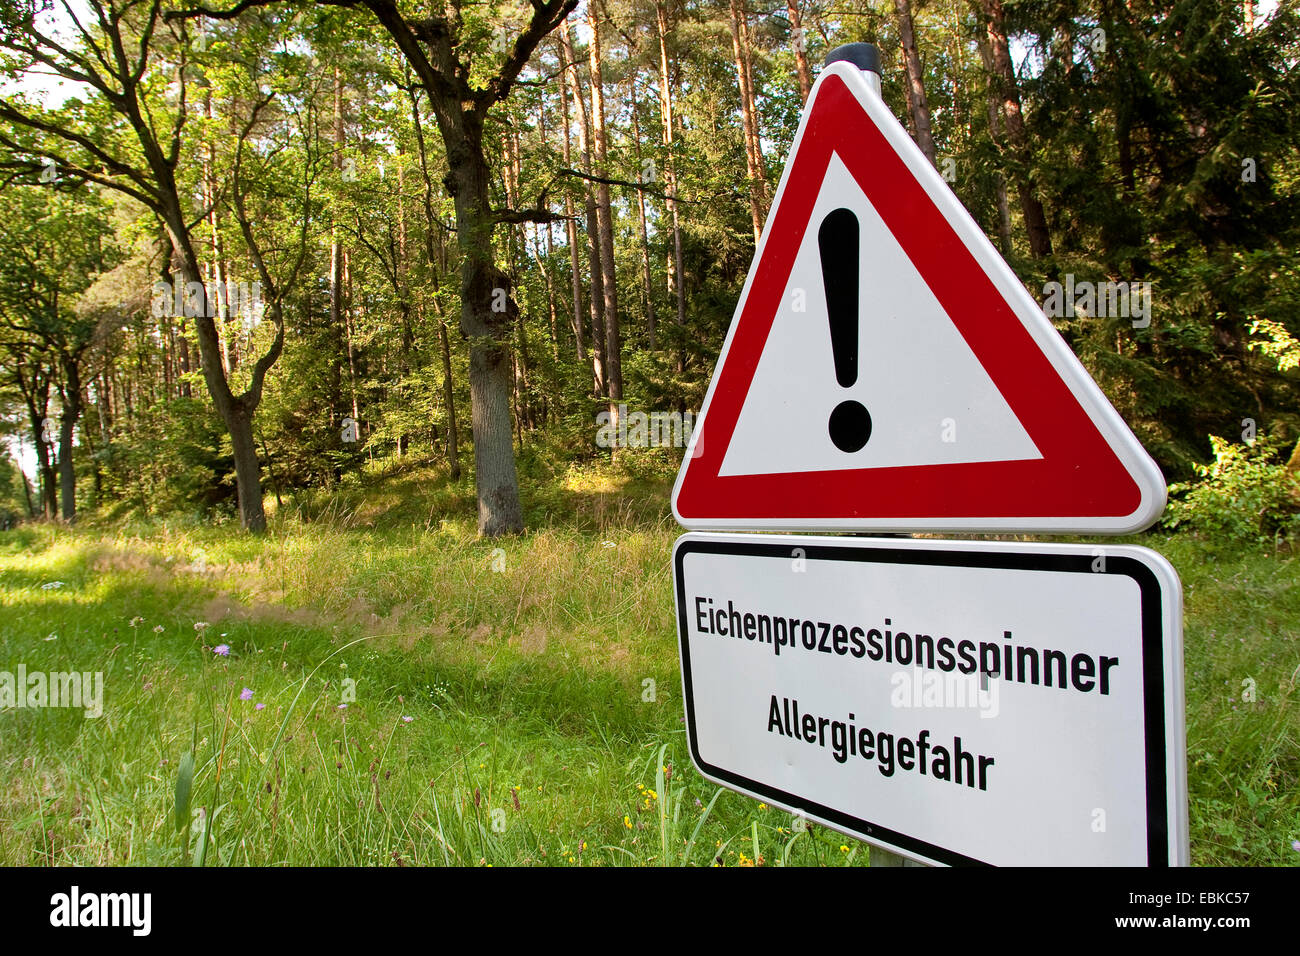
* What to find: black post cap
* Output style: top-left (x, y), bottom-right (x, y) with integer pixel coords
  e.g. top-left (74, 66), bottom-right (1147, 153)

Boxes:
top-left (824, 42), bottom-right (882, 76)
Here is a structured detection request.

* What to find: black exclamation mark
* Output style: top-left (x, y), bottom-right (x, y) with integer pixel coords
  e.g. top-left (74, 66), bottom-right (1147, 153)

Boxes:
top-left (818, 207), bottom-right (872, 453)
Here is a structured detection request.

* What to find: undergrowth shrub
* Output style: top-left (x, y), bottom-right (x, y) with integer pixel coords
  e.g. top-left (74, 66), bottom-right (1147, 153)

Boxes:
top-left (1165, 434), bottom-right (1300, 545)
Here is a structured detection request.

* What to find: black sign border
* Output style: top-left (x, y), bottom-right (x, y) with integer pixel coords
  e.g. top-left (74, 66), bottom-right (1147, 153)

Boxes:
top-left (673, 535), bottom-right (1172, 867)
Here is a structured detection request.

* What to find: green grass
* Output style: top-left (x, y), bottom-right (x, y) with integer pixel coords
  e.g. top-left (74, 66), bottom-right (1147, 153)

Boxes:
top-left (0, 458), bottom-right (1296, 866)
top-left (1156, 535), bottom-right (1300, 865)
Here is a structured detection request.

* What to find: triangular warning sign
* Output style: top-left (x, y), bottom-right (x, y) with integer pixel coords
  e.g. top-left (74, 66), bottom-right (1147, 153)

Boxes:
top-left (673, 62), bottom-right (1166, 534)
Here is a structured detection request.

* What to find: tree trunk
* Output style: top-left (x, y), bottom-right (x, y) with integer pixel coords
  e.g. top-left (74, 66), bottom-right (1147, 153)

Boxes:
top-left (343, 250), bottom-right (361, 432)
top-left (18, 368), bottom-right (57, 520)
top-left (516, 304), bottom-right (533, 433)
top-left (975, 31), bottom-right (1015, 255)
top-left (656, 3), bottom-right (688, 376)
top-left (161, 310), bottom-right (175, 400)
top-left (83, 391), bottom-right (100, 509)
top-left (728, 0), bottom-right (767, 240)
top-left (347, 0), bottom-right (574, 534)
top-left (466, 329), bottom-right (523, 535)
top-left (532, 95), bottom-right (561, 359)
top-left (587, 4), bottom-right (622, 426)
top-left (331, 69), bottom-right (348, 439)
top-left (503, 119), bottom-right (530, 433)
top-left (586, 198), bottom-right (607, 397)
top-left (32, 412), bottom-right (56, 520)
top-left (408, 89), bottom-right (461, 481)
top-left (436, 308), bottom-right (461, 480)
top-left (396, 147), bottom-right (415, 455)
top-left (161, 202), bottom-right (269, 533)
top-left (538, 221), bottom-right (560, 355)
top-left (787, 0), bottom-right (812, 102)
top-left (557, 38), bottom-right (587, 361)
top-left (449, 128), bottom-right (524, 535)
top-left (893, 0), bottom-right (938, 165)
top-left (562, 19), bottom-right (606, 397)
top-left (41, 459), bottom-right (56, 519)
top-left (977, 0), bottom-right (1053, 258)
top-left (20, 463), bottom-right (35, 518)
top-left (631, 88), bottom-right (656, 350)
top-left (57, 352), bottom-right (82, 523)
top-left (202, 88), bottom-right (231, 383)
top-left (228, 404), bottom-right (263, 526)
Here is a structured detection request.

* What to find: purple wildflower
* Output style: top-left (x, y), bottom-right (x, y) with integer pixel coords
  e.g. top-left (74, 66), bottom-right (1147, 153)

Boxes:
top-left (213, 644), bottom-right (230, 657)
top-left (255, 702), bottom-right (265, 711)
top-left (240, 687), bottom-right (253, 701)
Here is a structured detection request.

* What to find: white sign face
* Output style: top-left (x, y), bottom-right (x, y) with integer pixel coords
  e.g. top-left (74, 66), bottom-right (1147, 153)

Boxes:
top-left (719, 152), bottom-right (1042, 478)
top-left (673, 533), bottom-right (1187, 866)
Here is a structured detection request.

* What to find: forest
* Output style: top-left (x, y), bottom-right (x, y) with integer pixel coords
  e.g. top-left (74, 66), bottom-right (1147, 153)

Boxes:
top-left (0, 0), bottom-right (1296, 538)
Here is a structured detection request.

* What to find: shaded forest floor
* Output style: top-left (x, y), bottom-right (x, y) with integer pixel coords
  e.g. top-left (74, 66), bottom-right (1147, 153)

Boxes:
top-left (0, 457), bottom-right (1296, 866)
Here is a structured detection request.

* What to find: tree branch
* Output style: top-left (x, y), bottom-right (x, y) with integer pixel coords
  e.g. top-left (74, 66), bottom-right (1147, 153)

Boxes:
top-left (165, 0), bottom-right (283, 21)
top-left (477, 0), bottom-right (579, 111)
top-left (0, 124), bottom-right (160, 208)
top-left (554, 166), bottom-right (679, 201)
top-left (493, 206), bottom-right (573, 225)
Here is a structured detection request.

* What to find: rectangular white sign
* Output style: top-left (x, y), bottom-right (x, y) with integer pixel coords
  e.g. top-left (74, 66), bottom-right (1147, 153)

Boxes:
top-left (673, 533), bottom-right (1188, 866)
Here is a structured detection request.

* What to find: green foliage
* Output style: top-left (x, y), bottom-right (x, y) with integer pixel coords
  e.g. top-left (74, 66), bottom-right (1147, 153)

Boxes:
top-left (102, 396), bottom-right (236, 521)
top-left (2, 0), bottom-right (1299, 546)
top-left (0, 453), bottom-right (26, 525)
top-left (1165, 434), bottom-right (1300, 545)
top-left (1016, 1), bottom-right (1300, 477)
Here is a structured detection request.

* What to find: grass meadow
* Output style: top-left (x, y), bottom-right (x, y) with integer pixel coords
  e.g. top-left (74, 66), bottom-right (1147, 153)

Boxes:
top-left (0, 457), bottom-right (1297, 866)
